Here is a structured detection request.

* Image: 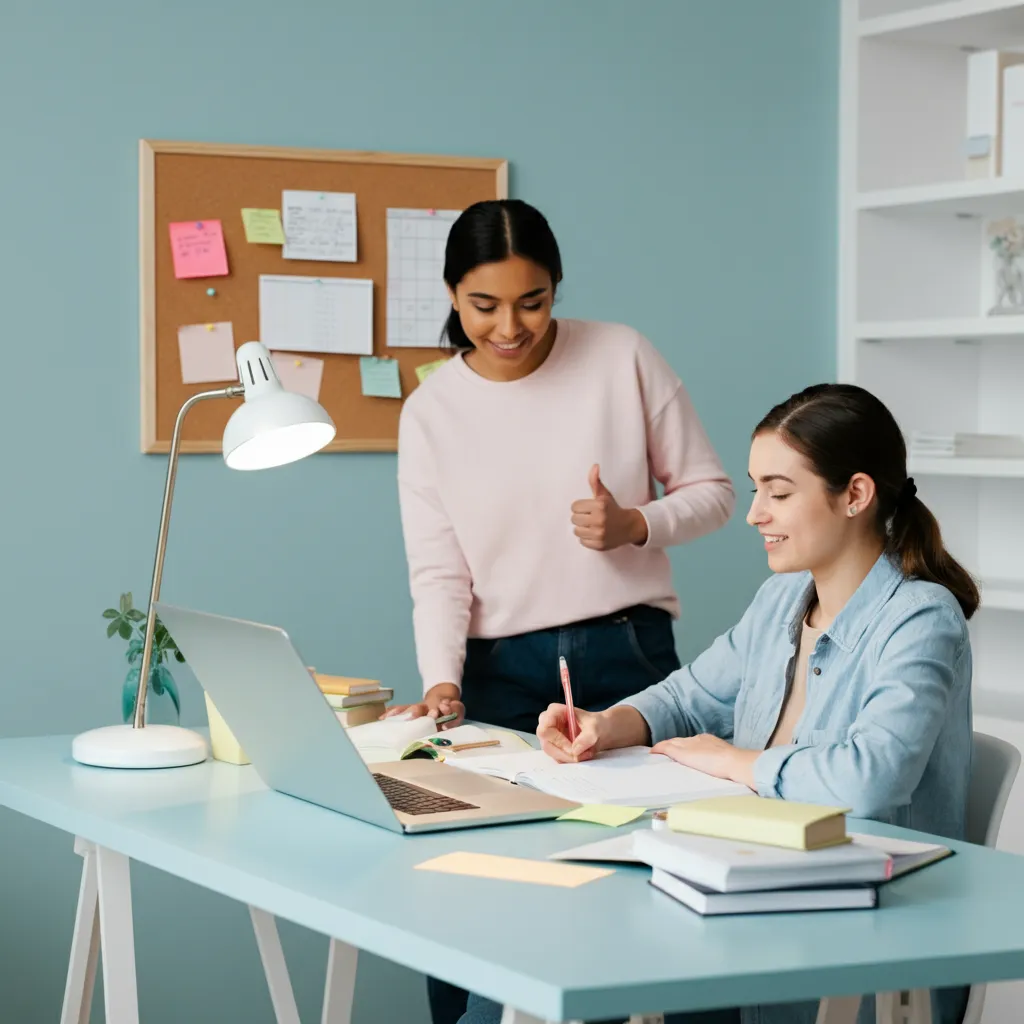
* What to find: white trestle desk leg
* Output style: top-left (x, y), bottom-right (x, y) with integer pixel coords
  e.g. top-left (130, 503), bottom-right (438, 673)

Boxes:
top-left (249, 906), bottom-right (301, 1024)
top-left (321, 937), bottom-right (359, 1024)
top-left (817, 995), bottom-right (862, 1024)
top-left (906, 990), bottom-right (932, 1024)
top-left (875, 992), bottom-right (901, 1024)
top-left (95, 845), bottom-right (139, 1024)
top-left (61, 838), bottom-right (101, 1024)
top-left (499, 1008), bottom-right (584, 1024)
top-left (875, 989), bottom-right (933, 1024)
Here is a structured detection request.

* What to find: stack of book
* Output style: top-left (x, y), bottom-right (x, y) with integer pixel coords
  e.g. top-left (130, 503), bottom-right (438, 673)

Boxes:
top-left (312, 673), bottom-right (394, 726)
top-left (909, 431), bottom-right (1024, 460)
top-left (632, 796), bottom-right (950, 916)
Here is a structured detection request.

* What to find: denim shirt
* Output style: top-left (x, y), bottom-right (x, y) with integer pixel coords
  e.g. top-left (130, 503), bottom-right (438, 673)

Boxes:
top-left (621, 554), bottom-right (973, 841)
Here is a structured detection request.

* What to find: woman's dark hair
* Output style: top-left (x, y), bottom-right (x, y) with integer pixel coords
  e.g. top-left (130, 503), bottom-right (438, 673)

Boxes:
top-left (441, 199), bottom-right (563, 349)
top-left (755, 383), bottom-right (980, 618)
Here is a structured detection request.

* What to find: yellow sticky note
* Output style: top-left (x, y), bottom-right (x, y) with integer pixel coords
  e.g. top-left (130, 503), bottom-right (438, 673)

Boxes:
top-left (241, 208), bottom-right (286, 245)
top-left (415, 851), bottom-right (612, 888)
top-left (415, 358), bottom-right (449, 384)
top-left (558, 805), bottom-right (647, 827)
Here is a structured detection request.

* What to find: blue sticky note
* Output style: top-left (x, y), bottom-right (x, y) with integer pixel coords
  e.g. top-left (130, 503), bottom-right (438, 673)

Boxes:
top-left (360, 357), bottom-right (402, 399)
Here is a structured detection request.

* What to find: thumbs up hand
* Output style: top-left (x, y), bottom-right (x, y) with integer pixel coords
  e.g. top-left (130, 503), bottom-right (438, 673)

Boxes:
top-left (571, 464), bottom-right (649, 551)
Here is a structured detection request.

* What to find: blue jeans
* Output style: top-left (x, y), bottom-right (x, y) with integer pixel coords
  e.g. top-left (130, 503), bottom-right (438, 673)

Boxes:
top-left (427, 605), bottom-right (680, 1024)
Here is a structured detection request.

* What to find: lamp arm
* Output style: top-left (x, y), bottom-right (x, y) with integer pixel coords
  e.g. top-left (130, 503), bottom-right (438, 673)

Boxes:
top-left (133, 385), bottom-right (245, 730)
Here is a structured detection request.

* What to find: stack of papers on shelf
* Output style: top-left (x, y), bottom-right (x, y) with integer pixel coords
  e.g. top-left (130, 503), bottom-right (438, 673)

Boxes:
top-left (910, 432), bottom-right (1024, 459)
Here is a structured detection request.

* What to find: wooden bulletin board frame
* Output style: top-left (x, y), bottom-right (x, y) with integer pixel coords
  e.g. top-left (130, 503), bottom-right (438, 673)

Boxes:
top-left (139, 139), bottom-right (507, 454)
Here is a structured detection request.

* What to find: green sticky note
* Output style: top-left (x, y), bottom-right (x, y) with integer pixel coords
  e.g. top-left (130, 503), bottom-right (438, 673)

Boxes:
top-left (360, 357), bottom-right (402, 399)
top-left (241, 208), bottom-right (286, 245)
top-left (415, 358), bottom-right (449, 384)
top-left (557, 805), bottom-right (647, 827)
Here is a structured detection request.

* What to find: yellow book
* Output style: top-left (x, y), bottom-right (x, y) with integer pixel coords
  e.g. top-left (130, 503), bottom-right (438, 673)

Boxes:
top-left (667, 795), bottom-right (850, 851)
top-left (313, 673), bottom-right (382, 696)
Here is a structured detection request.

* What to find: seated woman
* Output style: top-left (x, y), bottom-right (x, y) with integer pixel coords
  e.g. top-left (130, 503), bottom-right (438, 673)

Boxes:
top-left (459, 383), bottom-right (978, 1024)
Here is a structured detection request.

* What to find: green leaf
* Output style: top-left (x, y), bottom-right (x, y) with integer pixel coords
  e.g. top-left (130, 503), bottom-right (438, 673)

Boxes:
top-left (120, 593), bottom-right (131, 614)
top-left (174, 650), bottom-right (185, 663)
top-left (127, 609), bottom-right (146, 623)
top-left (118, 620), bottom-right (133, 640)
top-left (106, 620), bottom-right (120, 639)
top-left (102, 609), bottom-right (118, 619)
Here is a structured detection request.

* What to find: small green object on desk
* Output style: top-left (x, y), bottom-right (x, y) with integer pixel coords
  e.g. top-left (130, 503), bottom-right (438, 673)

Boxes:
top-left (558, 805), bottom-right (647, 827)
top-left (206, 287), bottom-right (216, 296)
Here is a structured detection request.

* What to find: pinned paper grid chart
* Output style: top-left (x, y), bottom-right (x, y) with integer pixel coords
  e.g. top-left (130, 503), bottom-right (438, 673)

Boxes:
top-left (259, 275), bottom-right (373, 356)
top-left (387, 209), bottom-right (460, 348)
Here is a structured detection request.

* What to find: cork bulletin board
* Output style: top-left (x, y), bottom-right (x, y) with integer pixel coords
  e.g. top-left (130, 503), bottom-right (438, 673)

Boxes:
top-left (139, 139), bottom-right (507, 453)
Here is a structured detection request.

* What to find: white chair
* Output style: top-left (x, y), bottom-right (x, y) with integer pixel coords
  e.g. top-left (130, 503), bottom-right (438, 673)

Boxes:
top-left (890, 731), bottom-right (1021, 1024)
top-left (958, 732), bottom-right (1021, 1024)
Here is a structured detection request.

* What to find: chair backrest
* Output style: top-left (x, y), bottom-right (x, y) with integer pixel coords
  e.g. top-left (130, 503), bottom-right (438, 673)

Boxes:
top-left (967, 732), bottom-right (1021, 848)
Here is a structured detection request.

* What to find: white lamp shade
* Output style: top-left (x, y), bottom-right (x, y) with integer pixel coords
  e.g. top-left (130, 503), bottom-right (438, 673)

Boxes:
top-left (223, 342), bottom-right (336, 470)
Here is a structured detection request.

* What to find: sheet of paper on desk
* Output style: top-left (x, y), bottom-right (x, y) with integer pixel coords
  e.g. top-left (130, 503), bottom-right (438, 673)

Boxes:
top-left (450, 746), bottom-right (748, 807)
top-left (177, 322), bottom-right (238, 383)
top-left (259, 275), bottom-right (373, 355)
top-left (558, 805), bottom-right (647, 827)
top-left (415, 851), bottom-right (613, 888)
top-left (283, 190), bottom-right (357, 262)
top-left (270, 352), bottom-right (324, 401)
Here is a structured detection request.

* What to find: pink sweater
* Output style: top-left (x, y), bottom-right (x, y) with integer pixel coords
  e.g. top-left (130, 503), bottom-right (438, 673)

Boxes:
top-left (397, 319), bottom-right (735, 692)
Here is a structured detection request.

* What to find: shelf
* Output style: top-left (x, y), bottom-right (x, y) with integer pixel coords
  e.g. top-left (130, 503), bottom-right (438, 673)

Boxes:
top-left (859, 0), bottom-right (1024, 47)
top-left (908, 455), bottom-right (1024, 477)
top-left (857, 177), bottom-right (1024, 216)
top-left (856, 317), bottom-right (1024, 341)
top-left (981, 578), bottom-right (1024, 611)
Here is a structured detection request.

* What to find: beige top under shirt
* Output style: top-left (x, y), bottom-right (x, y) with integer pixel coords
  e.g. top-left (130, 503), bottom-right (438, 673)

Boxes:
top-left (769, 616), bottom-right (824, 747)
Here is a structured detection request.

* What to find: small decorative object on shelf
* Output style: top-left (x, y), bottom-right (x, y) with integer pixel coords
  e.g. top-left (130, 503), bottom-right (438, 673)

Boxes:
top-left (102, 592), bottom-right (183, 726)
top-left (986, 218), bottom-right (1024, 315)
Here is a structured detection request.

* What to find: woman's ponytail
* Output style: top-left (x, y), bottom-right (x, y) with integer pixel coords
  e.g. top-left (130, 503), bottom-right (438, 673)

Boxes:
top-left (888, 483), bottom-right (980, 618)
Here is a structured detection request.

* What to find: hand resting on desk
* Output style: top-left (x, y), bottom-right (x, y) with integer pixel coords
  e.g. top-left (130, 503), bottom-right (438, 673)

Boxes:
top-left (381, 682), bottom-right (466, 729)
top-left (537, 704), bottom-right (759, 790)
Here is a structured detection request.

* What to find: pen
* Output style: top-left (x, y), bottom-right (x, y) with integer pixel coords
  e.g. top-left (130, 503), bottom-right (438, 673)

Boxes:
top-left (558, 656), bottom-right (579, 743)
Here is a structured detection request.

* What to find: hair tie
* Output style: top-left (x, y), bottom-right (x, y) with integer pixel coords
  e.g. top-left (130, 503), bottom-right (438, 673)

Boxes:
top-left (900, 476), bottom-right (917, 505)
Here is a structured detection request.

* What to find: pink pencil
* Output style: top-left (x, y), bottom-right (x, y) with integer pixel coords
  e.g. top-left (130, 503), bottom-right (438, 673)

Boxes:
top-left (558, 656), bottom-right (579, 743)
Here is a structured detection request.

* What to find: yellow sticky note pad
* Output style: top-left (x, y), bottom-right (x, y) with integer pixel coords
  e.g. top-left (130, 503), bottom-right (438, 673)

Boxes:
top-left (415, 851), bottom-right (612, 888)
top-left (558, 805), bottom-right (647, 827)
top-left (415, 358), bottom-right (449, 384)
top-left (241, 208), bottom-right (286, 245)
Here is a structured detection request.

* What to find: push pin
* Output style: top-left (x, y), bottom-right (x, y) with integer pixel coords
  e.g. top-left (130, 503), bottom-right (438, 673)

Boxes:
top-left (293, 359), bottom-right (302, 368)
top-left (195, 222), bottom-right (204, 230)
top-left (205, 323), bottom-right (214, 332)
top-left (206, 287), bottom-right (216, 297)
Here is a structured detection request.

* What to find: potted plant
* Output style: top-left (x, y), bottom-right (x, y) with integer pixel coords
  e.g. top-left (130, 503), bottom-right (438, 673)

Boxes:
top-left (102, 593), bottom-right (183, 725)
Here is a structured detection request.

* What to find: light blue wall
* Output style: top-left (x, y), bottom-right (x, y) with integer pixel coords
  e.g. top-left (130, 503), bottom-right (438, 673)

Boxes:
top-left (0, 1), bottom-right (837, 1019)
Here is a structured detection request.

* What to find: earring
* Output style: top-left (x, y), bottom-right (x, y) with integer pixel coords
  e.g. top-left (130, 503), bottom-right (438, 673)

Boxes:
top-left (847, 506), bottom-right (857, 517)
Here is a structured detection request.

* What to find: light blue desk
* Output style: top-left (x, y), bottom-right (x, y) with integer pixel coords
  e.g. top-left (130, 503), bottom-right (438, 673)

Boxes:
top-left (3, 735), bottom-right (1024, 1024)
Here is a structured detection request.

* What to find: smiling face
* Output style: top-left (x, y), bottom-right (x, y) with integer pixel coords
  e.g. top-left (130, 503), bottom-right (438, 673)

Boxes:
top-left (449, 255), bottom-right (556, 381)
top-left (746, 430), bottom-right (876, 575)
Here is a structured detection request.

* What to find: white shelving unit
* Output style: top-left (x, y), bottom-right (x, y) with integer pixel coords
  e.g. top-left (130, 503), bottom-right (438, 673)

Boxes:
top-left (840, 1), bottom-right (1024, 698)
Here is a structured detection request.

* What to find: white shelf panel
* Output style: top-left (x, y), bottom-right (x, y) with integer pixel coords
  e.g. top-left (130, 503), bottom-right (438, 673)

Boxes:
top-left (909, 455), bottom-right (1024, 477)
top-left (859, 0), bottom-right (1024, 47)
top-left (982, 578), bottom-right (1024, 611)
top-left (858, 178), bottom-right (1024, 216)
top-left (856, 317), bottom-right (1024, 341)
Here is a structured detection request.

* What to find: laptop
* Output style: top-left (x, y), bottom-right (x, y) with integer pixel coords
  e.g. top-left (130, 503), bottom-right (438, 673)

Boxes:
top-left (154, 602), bottom-right (575, 833)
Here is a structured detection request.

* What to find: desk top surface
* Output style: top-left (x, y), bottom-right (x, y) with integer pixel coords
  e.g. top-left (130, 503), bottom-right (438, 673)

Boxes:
top-left (2, 734), bottom-right (1024, 1021)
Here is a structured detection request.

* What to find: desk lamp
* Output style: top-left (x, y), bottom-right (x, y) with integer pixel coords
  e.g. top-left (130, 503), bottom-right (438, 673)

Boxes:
top-left (72, 342), bottom-right (335, 769)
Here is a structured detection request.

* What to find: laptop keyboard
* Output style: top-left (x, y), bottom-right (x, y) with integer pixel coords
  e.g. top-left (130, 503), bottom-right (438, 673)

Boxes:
top-left (372, 773), bottom-right (479, 815)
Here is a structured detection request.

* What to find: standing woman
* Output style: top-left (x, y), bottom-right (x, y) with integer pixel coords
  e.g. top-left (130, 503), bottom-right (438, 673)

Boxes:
top-left (391, 198), bottom-right (734, 1024)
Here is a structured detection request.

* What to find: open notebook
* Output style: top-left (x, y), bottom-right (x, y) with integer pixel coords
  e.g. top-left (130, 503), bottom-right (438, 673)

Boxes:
top-left (447, 746), bottom-right (748, 807)
top-left (344, 717), bottom-right (532, 764)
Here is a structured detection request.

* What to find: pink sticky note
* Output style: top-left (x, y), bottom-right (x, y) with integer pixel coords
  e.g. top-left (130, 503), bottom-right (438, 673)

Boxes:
top-left (271, 351), bottom-right (324, 401)
top-left (169, 220), bottom-right (229, 279)
top-left (177, 322), bottom-right (238, 384)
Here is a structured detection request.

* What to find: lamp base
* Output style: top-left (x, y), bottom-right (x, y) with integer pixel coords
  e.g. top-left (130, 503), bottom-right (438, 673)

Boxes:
top-left (71, 724), bottom-right (208, 769)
